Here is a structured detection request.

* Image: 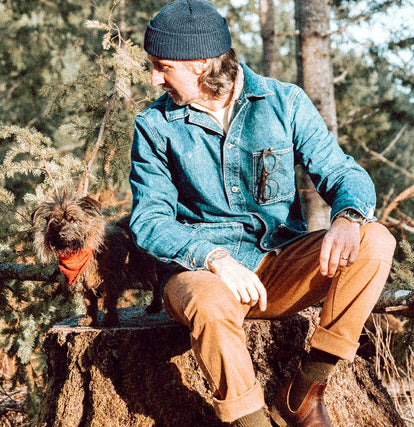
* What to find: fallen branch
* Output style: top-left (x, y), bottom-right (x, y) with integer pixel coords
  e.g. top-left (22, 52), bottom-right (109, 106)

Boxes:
top-left (0, 262), bottom-right (61, 283)
top-left (1, 262), bottom-right (413, 316)
top-left (373, 290), bottom-right (414, 317)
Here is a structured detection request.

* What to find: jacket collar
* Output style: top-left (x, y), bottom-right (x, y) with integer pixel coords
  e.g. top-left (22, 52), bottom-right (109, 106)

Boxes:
top-left (164, 63), bottom-right (273, 124)
top-left (239, 62), bottom-right (273, 100)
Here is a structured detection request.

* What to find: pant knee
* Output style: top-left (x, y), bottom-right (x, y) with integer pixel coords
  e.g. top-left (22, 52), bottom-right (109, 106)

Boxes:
top-left (360, 222), bottom-right (396, 262)
top-left (186, 290), bottom-right (245, 333)
top-left (164, 272), bottom-right (245, 334)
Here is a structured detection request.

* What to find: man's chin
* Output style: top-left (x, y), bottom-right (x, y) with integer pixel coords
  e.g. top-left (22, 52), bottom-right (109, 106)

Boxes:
top-left (166, 91), bottom-right (188, 106)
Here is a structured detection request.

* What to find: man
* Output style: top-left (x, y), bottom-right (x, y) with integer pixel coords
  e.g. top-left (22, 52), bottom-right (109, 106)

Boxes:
top-left (129, 0), bottom-right (396, 425)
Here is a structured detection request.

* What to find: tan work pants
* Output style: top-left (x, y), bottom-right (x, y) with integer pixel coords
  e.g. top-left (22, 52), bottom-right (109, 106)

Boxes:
top-left (163, 222), bottom-right (396, 422)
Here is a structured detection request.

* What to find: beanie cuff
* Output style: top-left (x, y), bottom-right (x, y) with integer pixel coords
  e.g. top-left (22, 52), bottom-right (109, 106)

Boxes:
top-left (145, 25), bottom-right (231, 60)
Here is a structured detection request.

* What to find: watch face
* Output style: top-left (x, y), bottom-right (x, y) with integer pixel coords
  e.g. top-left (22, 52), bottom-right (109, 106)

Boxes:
top-left (345, 210), bottom-right (365, 224)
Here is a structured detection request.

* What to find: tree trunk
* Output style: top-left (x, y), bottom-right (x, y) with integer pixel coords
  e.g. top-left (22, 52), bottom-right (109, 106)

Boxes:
top-left (34, 307), bottom-right (405, 427)
top-left (295, 0), bottom-right (335, 231)
top-left (260, 0), bottom-right (278, 78)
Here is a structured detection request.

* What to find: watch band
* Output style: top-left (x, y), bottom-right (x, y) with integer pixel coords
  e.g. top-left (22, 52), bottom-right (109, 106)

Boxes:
top-left (335, 209), bottom-right (366, 226)
top-left (205, 248), bottom-right (230, 271)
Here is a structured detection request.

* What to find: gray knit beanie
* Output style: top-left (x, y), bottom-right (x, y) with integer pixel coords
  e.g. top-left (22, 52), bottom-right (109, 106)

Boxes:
top-left (144, 0), bottom-right (232, 60)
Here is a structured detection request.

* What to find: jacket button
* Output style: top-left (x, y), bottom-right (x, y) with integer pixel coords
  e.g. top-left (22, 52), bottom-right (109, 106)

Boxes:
top-left (226, 142), bottom-right (234, 149)
top-left (231, 186), bottom-right (239, 193)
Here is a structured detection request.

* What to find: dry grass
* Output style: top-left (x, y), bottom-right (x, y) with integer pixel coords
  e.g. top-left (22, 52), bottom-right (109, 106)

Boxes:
top-left (365, 314), bottom-right (414, 426)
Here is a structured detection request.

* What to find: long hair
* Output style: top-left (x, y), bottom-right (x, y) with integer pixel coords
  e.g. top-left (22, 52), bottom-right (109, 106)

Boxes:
top-left (199, 48), bottom-right (238, 99)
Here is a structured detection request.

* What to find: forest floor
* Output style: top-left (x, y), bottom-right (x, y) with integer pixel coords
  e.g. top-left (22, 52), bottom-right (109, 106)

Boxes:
top-left (0, 383), bottom-right (28, 427)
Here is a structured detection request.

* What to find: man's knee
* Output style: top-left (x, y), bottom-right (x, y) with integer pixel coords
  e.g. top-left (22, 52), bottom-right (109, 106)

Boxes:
top-left (164, 271), bottom-right (245, 328)
top-left (360, 222), bottom-right (396, 262)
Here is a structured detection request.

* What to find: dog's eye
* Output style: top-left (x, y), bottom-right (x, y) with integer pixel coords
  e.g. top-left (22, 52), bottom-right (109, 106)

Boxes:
top-left (68, 217), bottom-right (77, 223)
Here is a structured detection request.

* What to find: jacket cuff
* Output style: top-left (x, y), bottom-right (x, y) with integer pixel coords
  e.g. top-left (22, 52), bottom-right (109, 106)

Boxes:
top-left (330, 200), bottom-right (375, 225)
top-left (181, 240), bottom-right (219, 270)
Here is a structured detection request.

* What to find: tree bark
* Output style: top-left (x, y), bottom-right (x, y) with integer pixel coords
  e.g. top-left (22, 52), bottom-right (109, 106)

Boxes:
top-left (260, 0), bottom-right (278, 78)
top-left (34, 307), bottom-right (405, 426)
top-left (295, 0), bottom-right (336, 231)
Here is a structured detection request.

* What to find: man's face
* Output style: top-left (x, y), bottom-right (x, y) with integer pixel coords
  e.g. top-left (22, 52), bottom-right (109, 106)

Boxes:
top-left (148, 55), bottom-right (207, 106)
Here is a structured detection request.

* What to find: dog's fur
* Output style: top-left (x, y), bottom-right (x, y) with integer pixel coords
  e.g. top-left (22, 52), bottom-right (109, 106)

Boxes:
top-left (32, 190), bottom-right (162, 326)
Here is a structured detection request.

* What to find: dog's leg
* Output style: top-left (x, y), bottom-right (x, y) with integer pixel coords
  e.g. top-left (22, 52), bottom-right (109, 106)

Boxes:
top-left (102, 281), bottom-right (121, 327)
top-left (145, 270), bottom-right (162, 314)
top-left (146, 284), bottom-right (162, 313)
top-left (79, 289), bottom-right (99, 326)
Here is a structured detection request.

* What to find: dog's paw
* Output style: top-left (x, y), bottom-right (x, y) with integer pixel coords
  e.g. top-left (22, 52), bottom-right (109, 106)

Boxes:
top-left (78, 315), bottom-right (97, 327)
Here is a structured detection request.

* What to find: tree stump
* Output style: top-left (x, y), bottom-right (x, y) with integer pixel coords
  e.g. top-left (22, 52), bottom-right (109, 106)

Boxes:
top-left (35, 307), bottom-right (405, 427)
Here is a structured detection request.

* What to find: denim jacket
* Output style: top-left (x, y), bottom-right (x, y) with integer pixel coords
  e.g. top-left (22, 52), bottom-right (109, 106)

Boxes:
top-left (129, 63), bottom-right (376, 282)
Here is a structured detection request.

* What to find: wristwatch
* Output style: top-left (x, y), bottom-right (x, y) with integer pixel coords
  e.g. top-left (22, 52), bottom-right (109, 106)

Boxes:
top-left (205, 248), bottom-right (230, 271)
top-left (335, 209), bottom-right (366, 226)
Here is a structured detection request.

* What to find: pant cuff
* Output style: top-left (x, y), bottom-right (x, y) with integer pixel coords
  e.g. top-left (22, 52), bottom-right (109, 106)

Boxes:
top-left (213, 380), bottom-right (265, 423)
top-left (309, 325), bottom-right (360, 362)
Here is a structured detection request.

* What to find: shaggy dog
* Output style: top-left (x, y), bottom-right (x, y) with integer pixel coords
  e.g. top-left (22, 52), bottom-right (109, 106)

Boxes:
top-left (32, 190), bottom-right (162, 326)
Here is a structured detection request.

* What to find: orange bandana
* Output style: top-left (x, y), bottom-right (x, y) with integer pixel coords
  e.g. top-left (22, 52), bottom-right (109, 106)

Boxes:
top-left (57, 247), bottom-right (93, 285)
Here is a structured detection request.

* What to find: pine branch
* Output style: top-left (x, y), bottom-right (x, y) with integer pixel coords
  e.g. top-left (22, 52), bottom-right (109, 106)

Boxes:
top-left (379, 184), bottom-right (414, 224)
top-left (330, 1), bottom-right (395, 36)
top-left (80, 10), bottom-right (123, 196)
top-left (359, 139), bottom-right (414, 180)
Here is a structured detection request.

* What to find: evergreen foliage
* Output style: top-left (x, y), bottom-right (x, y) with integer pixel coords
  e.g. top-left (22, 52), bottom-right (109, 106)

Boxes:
top-left (0, 2), bottom-right (153, 418)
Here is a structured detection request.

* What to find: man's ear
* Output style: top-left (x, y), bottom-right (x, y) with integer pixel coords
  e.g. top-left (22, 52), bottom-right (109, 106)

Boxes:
top-left (192, 58), bottom-right (211, 75)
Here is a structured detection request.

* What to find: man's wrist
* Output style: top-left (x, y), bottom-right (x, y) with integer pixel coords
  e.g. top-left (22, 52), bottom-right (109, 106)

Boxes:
top-left (205, 248), bottom-right (230, 271)
top-left (334, 209), bottom-right (366, 226)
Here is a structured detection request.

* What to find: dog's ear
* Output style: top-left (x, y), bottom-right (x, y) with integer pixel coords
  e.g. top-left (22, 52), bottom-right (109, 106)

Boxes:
top-left (31, 208), bottom-right (39, 223)
top-left (79, 196), bottom-right (102, 215)
top-left (31, 204), bottom-right (51, 224)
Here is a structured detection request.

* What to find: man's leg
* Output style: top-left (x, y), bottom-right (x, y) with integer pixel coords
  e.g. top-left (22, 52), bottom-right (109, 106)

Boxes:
top-left (249, 222), bottom-right (396, 425)
top-left (163, 270), bottom-right (270, 425)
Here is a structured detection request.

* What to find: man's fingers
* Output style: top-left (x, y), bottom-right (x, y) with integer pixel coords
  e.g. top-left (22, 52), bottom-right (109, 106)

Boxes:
top-left (246, 286), bottom-right (259, 306)
top-left (236, 279), bottom-right (267, 311)
top-left (255, 280), bottom-right (267, 311)
top-left (237, 287), bottom-right (251, 305)
top-left (319, 237), bottom-right (332, 276)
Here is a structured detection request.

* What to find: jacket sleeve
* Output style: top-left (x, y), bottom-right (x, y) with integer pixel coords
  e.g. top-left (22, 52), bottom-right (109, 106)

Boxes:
top-left (129, 115), bottom-right (217, 270)
top-left (291, 88), bottom-right (376, 222)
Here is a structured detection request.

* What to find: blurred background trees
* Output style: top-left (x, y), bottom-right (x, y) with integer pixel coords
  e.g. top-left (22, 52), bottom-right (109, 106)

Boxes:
top-left (0, 0), bottom-right (413, 422)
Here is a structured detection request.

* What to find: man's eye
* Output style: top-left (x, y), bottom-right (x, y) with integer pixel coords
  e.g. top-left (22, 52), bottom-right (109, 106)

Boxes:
top-left (158, 64), bottom-right (170, 72)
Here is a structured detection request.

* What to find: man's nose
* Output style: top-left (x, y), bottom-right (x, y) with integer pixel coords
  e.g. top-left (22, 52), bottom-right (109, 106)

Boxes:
top-left (151, 69), bottom-right (164, 87)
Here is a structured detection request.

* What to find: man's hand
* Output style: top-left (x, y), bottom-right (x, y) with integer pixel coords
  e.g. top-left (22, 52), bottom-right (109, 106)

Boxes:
top-left (319, 217), bottom-right (361, 278)
top-left (209, 254), bottom-right (267, 311)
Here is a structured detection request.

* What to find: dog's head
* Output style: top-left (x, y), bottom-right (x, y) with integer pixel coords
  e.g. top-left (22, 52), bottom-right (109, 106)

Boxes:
top-left (32, 190), bottom-right (106, 262)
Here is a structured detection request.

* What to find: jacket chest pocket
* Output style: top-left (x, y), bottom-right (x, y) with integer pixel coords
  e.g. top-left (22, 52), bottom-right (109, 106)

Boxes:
top-left (252, 146), bottom-right (295, 205)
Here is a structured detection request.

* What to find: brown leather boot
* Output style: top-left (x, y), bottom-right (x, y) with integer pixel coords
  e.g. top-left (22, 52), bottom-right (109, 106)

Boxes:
top-left (269, 369), bottom-right (332, 427)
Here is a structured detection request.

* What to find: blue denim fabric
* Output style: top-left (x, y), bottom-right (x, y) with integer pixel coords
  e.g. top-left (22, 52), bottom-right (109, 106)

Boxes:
top-left (129, 63), bottom-right (376, 283)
